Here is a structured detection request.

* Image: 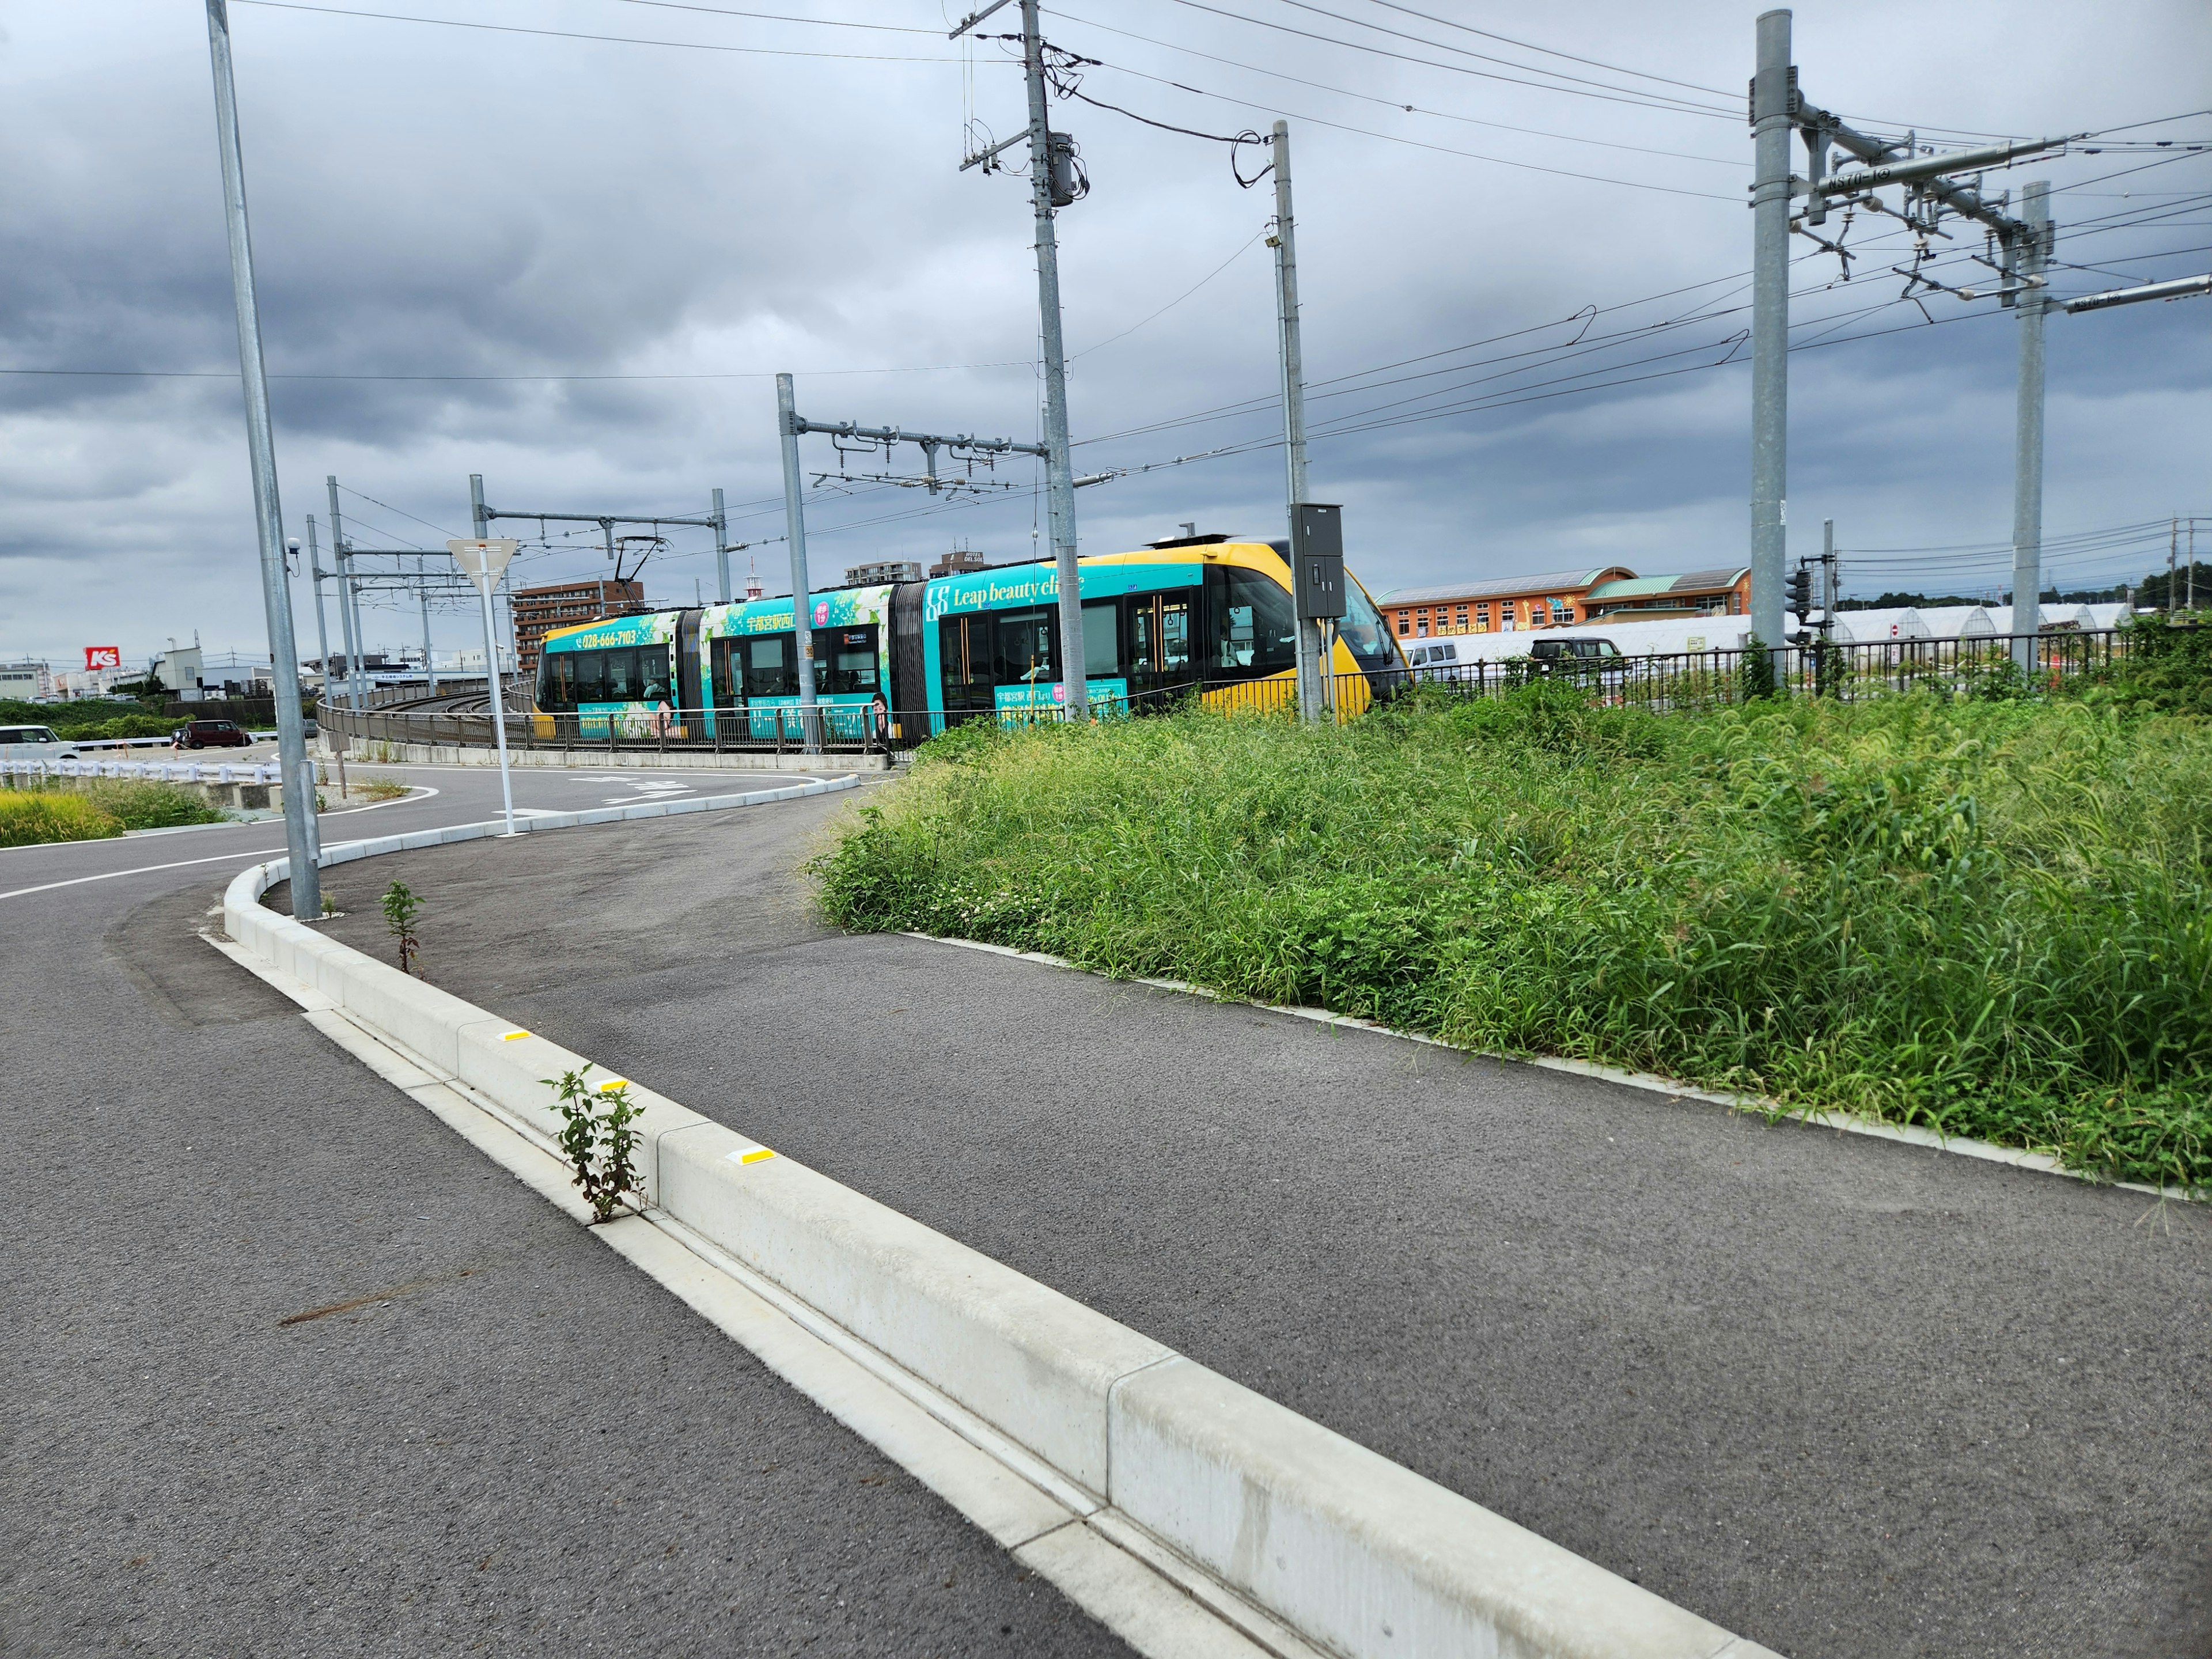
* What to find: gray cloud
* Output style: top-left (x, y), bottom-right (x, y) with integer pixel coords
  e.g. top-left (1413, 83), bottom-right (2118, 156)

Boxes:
top-left (2, 0), bottom-right (2207, 667)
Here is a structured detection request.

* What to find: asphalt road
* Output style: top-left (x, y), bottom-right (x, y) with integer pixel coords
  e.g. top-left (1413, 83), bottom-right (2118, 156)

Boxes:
top-left (293, 789), bottom-right (2212, 1659)
top-left (3, 764), bottom-right (1130, 1657)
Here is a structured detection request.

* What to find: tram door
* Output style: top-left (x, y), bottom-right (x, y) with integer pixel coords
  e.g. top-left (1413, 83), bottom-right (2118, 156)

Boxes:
top-left (1129, 593), bottom-right (1193, 703)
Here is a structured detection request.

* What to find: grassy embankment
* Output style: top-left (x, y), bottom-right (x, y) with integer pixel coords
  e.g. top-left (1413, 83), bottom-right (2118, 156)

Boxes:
top-left (817, 677), bottom-right (2212, 1191)
top-left (0, 781), bottom-right (228, 847)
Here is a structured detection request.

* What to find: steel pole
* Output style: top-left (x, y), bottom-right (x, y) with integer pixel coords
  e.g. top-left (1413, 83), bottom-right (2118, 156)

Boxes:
top-left (711, 487), bottom-right (730, 605)
top-left (1271, 120), bottom-right (1324, 723)
top-left (418, 557), bottom-right (438, 694)
top-left (203, 0), bottom-right (318, 918)
top-left (1748, 9), bottom-right (1794, 658)
top-left (475, 573), bottom-right (515, 834)
top-left (1019, 0), bottom-right (1087, 717)
top-left (2009, 181), bottom-right (2051, 674)
top-left (327, 475), bottom-right (366, 709)
top-left (306, 512), bottom-right (332, 713)
top-left (776, 373), bottom-right (820, 753)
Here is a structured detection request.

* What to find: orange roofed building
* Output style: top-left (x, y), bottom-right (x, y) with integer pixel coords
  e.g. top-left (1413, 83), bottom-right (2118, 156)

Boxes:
top-left (1379, 565), bottom-right (1752, 639)
top-left (1378, 567), bottom-right (1634, 640)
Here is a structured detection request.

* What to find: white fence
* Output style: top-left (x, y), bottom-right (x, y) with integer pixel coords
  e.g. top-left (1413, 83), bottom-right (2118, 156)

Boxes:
top-left (4, 757), bottom-right (284, 785)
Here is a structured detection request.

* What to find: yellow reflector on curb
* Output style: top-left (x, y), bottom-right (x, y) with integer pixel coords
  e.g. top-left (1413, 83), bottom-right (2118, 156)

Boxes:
top-left (597, 1078), bottom-right (629, 1092)
top-left (728, 1147), bottom-right (777, 1165)
top-left (501, 1030), bottom-right (530, 1041)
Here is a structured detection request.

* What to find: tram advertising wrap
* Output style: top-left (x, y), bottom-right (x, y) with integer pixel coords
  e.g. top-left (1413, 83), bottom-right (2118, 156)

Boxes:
top-left (532, 537), bottom-right (1401, 742)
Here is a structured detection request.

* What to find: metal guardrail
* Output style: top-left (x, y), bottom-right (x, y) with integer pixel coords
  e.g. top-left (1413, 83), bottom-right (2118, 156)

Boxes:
top-left (314, 630), bottom-right (2133, 756)
top-left (5, 757), bottom-right (286, 785)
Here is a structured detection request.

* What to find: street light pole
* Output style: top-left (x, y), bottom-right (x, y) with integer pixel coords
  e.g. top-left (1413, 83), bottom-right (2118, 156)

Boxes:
top-left (202, 0), bottom-right (319, 919)
top-left (449, 537), bottom-right (519, 834)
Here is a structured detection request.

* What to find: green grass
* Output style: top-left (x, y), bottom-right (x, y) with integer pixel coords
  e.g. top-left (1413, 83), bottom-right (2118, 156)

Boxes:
top-left (0, 779), bottom-right (226, 843)
top-left (817, 685), bottom-right (2212, 1192)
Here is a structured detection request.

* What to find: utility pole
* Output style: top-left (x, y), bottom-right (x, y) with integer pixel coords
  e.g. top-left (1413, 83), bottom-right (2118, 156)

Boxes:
top-left (1270, 120), bottom-right (1323, 722)
top-left (305, 512), bottom-right (332, 710)
top-left (2172, 517), bottom-right (2180, 617)
top-left (327, 475), bottom-right (365, 709)
top-left (202, 0), bottom-right (318, 919)
top-left (2009, 181), bottom-right (2052, 673)
top-left (711, 487), bottom-right (730, 605)
top-left (1747, 9), bottom-right (1794, 659)
top-left (953, 0), bottom-right (1086, 716)
top-left (417, 556), bottom-right (438, 694)
top-left (775, 373), bottom-right (821, 753)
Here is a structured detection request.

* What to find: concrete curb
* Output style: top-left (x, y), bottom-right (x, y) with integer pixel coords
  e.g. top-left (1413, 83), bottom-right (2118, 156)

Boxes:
top-left (222, 790), bottom-right (1783, 1659)
top-left (906, 934), bottom-right (2207, 1206)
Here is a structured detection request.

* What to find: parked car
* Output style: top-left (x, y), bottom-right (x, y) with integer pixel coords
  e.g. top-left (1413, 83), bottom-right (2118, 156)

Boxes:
top-left (1528, 637), bottom-right (1624, 674)
top-left (172, 718), bottom-right (251, 750)
top-left (0, 724), bottom-right (79, 762)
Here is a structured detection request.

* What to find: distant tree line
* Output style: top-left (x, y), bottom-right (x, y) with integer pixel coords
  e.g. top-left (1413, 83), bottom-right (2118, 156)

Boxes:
top-left (1837, 563), bottom-right (2209, 612)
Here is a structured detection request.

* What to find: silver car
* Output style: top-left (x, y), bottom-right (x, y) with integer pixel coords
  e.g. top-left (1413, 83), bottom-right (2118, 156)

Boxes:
top-left (0, 724), bottom-right (81, 762)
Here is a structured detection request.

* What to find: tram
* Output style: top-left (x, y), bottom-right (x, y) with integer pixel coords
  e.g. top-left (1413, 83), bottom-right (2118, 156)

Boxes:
top-left (529, 533), bottom-right (1403, 743)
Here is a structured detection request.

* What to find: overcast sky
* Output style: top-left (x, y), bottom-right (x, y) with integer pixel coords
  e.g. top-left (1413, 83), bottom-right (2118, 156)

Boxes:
top-left (2, 0), bottom-right (2207, 668)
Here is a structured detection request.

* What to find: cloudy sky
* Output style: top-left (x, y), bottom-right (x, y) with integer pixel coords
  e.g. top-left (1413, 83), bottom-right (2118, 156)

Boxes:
top-left (2, 0), bottom-right (2207, 669)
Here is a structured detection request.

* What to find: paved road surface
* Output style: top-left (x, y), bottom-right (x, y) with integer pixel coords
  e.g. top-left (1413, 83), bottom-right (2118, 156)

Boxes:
top-left (4, 767), bottom-right (1129, 1657)
top-left (292, 789), bottom-right (2212, 1659)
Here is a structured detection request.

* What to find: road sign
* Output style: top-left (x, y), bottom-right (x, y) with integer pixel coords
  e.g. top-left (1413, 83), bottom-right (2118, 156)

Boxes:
top-left (448, 537), bottom-right (520, 595)
top-left (84, 645), bottom-right (121, 671)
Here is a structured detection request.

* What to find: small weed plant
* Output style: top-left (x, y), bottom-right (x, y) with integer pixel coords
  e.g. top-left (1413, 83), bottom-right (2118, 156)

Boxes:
top-left (380, 879), bottom-right (422, 975)
top-left (818, 684), bottom-right (2212, 1191)
top-left (544, 1065), bottom-right (646, 1223)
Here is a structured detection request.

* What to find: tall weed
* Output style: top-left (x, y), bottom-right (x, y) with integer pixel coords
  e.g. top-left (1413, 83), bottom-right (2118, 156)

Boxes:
top-left (819, 689), bottom-right (2212, 1190)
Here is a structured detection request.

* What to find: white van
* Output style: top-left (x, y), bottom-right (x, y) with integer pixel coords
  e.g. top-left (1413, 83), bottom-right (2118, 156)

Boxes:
top-left (0, 725), bottom-right (81, 762)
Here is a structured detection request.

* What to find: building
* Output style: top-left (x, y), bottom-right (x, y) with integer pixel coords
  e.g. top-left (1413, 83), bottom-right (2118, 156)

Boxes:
top-left (844, 559), bottom-right (922, 585)
top-left (1378, 567), bottom-right (1634, 640)
top-left (1579, 568), bottom-right (1751, 623)
top-left (928, 547), bottom-right (996, 579)
top-left (1, 660), bottom-right (52, 700)
top-left (510, 578), bottom-right (645, 682)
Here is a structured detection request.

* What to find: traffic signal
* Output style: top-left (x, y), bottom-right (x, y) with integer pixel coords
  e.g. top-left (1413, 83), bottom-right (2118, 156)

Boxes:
top-left (1787, 562), bottom-right (1813, 617)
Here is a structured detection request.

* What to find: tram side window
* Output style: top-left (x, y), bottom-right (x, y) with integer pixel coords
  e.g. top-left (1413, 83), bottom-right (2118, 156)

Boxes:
top-left (813, 626), bottom-right (880, 695)
top-left (1209, 569), bottom-right (1297, 676)
top-left (1082, 601), bottom-right (1120, 677)
top-left (709, 637), bottom-right (744, 707)
top-left (939, 614), bottom-right (993, 707)
top-left (741, 634), bottom-right (798, 698)
top-left (570, 649), bottom-right (608, 703)
top-left (997, 610), bottom-right (1055, 685)
top-left (537, 653), bottom-right (574, 711)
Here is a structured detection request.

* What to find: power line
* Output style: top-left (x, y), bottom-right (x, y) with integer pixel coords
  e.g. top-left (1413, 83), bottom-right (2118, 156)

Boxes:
top-left (1354, 0), bottom-right (1733, 99)
top-left (1053, 21), bottom-right (1746, 168)
top-left (229, 0), bottom-right (963, 63)
top-left (1152, 0), bottom-right (1738, 119)
top-left (597, 0), bottom-right (934, 34)
top-left (1076, 54), bottom-right (1743, 200)
top-left (1219, 0), bottom-right (1738, 115)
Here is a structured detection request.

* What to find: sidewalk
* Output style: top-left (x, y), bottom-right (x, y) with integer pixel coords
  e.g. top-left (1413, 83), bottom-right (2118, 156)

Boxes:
top-left (5, 865), bottom-right (1128, 1657)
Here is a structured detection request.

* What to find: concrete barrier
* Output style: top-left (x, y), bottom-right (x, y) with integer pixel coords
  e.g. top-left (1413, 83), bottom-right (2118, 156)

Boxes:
top-left (222, 793), bottom-right (1780, 1659)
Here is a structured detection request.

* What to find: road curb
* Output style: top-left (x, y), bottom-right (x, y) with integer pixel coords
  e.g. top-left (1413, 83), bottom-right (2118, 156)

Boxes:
top-left (221, 785), bottom-right (1783, 1659)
